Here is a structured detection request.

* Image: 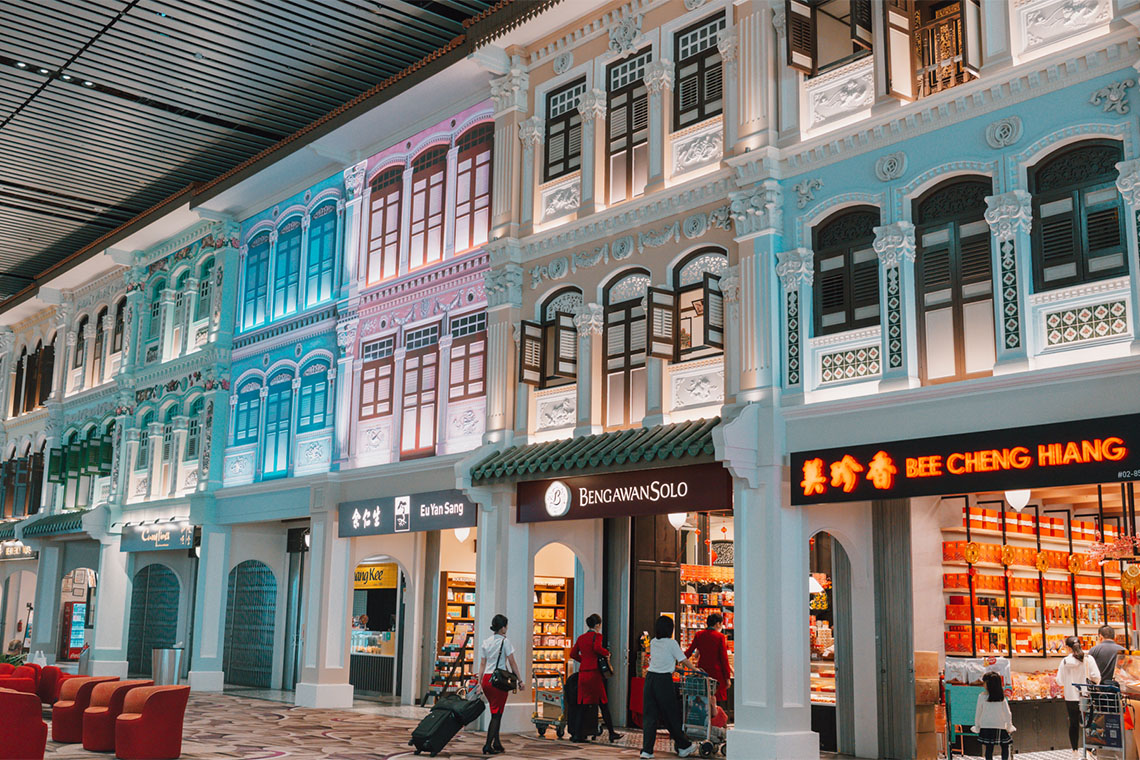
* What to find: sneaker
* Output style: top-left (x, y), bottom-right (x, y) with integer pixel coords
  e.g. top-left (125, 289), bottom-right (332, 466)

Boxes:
top-left (640, 753), bottom-right (655, 759)
top-left (678, 745), bottom-right (698, 758)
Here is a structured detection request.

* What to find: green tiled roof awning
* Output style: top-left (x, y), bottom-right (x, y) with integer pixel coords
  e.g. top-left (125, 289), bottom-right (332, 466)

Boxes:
top-left (22, 510), bottom-right (91, 538)
top-left (0, 520), bottom-right (21, 541)
top-left (471, 417), bottom-right (720, 484)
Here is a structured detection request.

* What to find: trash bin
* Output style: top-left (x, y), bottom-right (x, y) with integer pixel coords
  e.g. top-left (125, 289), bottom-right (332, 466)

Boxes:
top-left (151, 647), bottom-right (183, 686)
top-left (77, 645), bottom-right (91, 676)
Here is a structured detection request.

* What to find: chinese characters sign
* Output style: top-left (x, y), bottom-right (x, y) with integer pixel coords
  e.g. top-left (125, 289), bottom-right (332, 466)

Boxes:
top-left (0, 542), bottom-right (36, 561)
top-left (790, 413), bottom-right (1140, 506)
top-left (120, 520), bottom-right (195, 552)
top-left (338, 489), bottom-right (476, 537)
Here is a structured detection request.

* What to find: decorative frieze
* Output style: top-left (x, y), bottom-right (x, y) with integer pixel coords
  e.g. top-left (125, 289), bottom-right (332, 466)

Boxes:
top-left (490, 57), bottom-right (528, 114)
top-left (819, 345), bottom-right (881, 385)
top-left (672, 118), bottom-right (724, 176)
top-left (574, 303), bottom-right (604, 336)
top-left (670, 358), bottom-right (725, 411)
top-left (802, 56), bottom-right (874, 132)
top-left (484, 264), bottom-right (523, 308)
top-left (343, 161), bottom-right (367, 201)
top-left (535, 388), bottom-right (576, 432)
top-left (1016, 0), bottom-right (1111, 57)
top-left (985, 190), bottom-right (1031, 351)
top-left (541, 175), bottom-right (582, 222)
top-left (1089, 79), bottom-right (1134, 114)
top-left (1044, 300), bottom-right (1128, 346)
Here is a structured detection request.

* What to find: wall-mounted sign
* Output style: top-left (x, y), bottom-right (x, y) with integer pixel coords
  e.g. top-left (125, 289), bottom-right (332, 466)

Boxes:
top-left (790, 413), bottom-right (1140, 506)
top-left (338, 489), bottom-right (477, 537)
top-left (354, 562), bottom-right (399, 590)
top-left (120, 521), bottom-right (194, 552)
top-left (517, 463), bottom-right (732, 523)
top-left (0, 542), bottom-right (37, 561)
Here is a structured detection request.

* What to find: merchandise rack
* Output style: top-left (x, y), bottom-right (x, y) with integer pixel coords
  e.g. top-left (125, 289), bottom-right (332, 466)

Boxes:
top-left (436, 572), bottom-right (476, 683)
top-left (532, 576), bottom-right (572, 694)
top-left (679, 564), bottom-right (734, 670)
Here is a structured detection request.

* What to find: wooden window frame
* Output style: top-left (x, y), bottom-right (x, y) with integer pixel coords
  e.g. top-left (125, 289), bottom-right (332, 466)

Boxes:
top-left (273, 218), bottom-right (303, 319)
top-left (297, 368), bottom-right (329, 433)
top-left (454, 124), bottom-right (494, 255)
top-left (449, 312), bottom-right (487, 402)
top-left (401, 339), bottom-right (439, 459)
top-left (234, 388), bottom-right (261, 446)
top-left (812, 208), bottom-right (881, 336)
top-left (243, 235), bottom-right (270, 329)
top-left (366, 168), bottom-right (402, 285)
top-left (306, 204), bottom-right (337, 306)
top-left (196, 260), bottom-right (213, 320)
top-left (603, 283), bottom-right (648, 430)
top-left (262, 377), bottom-right (293, 477)
top-left (112, 300), bottom-right (125, 352)
top-left (74, 317), bottom-right (88, 369)
top-left (519, 291), bottom-right (580, 389)
top-left (186, 401), bottom-right (203, 460)
top-left (359, 337), bottom-right (395, 421)
top-left (607, 51), bottom-right (651, 205)
top-left (137, 414), bottom-right (153, 470)
top-left (673, 14), bottom-right (726, 131)
top-left (409, 146), bottom-right (448, 272)
top-left (544, 78), bottom-right (586, 183)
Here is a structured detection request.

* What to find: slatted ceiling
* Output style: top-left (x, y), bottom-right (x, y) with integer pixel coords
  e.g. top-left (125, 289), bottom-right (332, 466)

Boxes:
top-left (0, 0), bottom-right (499, 300)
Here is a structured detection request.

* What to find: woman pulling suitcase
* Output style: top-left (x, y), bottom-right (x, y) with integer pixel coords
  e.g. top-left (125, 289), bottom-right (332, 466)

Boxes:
top-left (477, 614), bottom-right (522, 755)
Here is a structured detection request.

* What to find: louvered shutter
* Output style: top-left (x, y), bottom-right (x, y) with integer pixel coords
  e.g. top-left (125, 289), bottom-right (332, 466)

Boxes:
top-left (13, 458), bottom-right (28, 515)
top-left (554, 312), bottom-right (578, 379)
top-left (885, 2), bottom-right (917, 101)
top-left (818, 256), bottom-right (849, 332)
top-left (47, 448), bottom-right (63, 484)
top-left (959, 0), bottom-right (983, 77)
top-left (100, 435), bottom-right (114, 474)
top-left (703, 273), bottom-right (725, 349)
top-left (677, 60), bottom-right (701, 121)
top-left (921, 247), bottom-right (952, 298)
top-left (37, 344), bottom-right (53, 404)
top-left (850, 0), bottom-right (873, 50)
top-left (66, 442), bottom-right (82, 477)
top-left (703, 54), bottom-right (723, 114)
top-left (647, 287), bottom-right (678, 360)
top-left (786, 0), bottom-right (817, 75)
top-left (11, 356), bottom-right (22, 417)
top-left (959, 232), bottom-right (993, 286)
top-left (85, 437), bottom-right (101, 474)
top-left (851, 256), bottom-right (880, 324)
top-left (519, 320), bottom-right (544, 386)
top-left (1037, 198), bottom-right (1079, 286)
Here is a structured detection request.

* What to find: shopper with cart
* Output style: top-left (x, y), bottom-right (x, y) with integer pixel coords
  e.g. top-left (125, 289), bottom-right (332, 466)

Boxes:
top-left (971, 671), bottom-right (1015, 760)
top-left (685, 613), bottom-right (732, 711)
top-left (1090, 625), bottom-right (1126, 685)
top-left (1058, 635), bottom-right (1101, 759)
top-left (640, 615), bottom-right (698, 760)
top-left (570, 613), bottom-right (621, 743)
top-left (478, 614), bottom-right (522, 756)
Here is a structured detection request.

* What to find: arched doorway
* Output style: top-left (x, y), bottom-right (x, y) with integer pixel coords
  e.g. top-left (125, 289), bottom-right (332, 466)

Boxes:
top-left (58, 567), bottom-right (97, 662)
top-left (350, 556), bottom-right (405, 700)
top-left (126, 564), bottom-right (179, 676)
top-left (532, 542), bottom-right (578, 716)
top-left (1, 570), bottom-right (35, 652)
top-left (809, 531), bottom-right (854, 755)
top-left (223, 560), bottom-right (276, 688)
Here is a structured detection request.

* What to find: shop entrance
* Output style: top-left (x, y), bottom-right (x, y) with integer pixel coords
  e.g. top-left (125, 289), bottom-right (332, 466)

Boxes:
top-left (351, 557), bottom-right (404, 699)
top-left (808, 531), bottom-right (853, 755)
top-left (57, 567), bottom-right (96, 662)
top-left (222, 559), bottom-right (276, 688)
top-left (1, 570), bottom-right (35, 653)
top-left (532, 542), bottom-right (576, 699)
top-left (126, 563), bottom-right (179, 676)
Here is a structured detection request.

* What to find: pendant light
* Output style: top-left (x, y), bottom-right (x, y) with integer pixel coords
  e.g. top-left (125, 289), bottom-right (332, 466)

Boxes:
top-left (668, 512), bottom-right (688, 530)
top-left (1005, 489), bottom-right (1031, 512)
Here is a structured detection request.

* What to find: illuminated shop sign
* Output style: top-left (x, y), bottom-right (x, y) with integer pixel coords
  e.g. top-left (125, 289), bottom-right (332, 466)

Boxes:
top-left (790, 413), bottom-right (1140, 506)
top-left (338, 489), bottom-right (476, 537)
top-left (119, 520), bottom-right (195, 552)
top-left (354, 563), bottom-right (399, 590)
top-left (517, 463), bottom-right (732, 523)
top-left (0, 542), bottom-right (36, 561)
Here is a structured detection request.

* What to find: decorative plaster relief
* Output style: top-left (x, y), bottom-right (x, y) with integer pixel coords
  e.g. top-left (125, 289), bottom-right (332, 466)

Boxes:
top-left (670, 362), bottom-right (724, 410)
top-left (536, 389), bottom-right (576, 431)
top-left (1090, 79), bottom-right (1134, 115)
top-left (541, 176), bottom-right (582, 222)
top-left (804, 56), bottom-right (874, 128)
top-left (608, 13), bottom-right (644, 57)
top-left (553, 52), bottom-right (573, 75)
top-left (672, 119), bottom-right (724, 175)
top-left (985, 117), bottom-right (1023, 149)
top-left (360, 423), bottom-right (390, 453)
top-left (793, 178), bottom-right (823, 209)
top-left (447, 398), bottom-right (486, 441)
top-left (302, 439), bottom-right (329, 465)
top-left (1018, 0), bottom-right (1110, 53)
top-left (874, 151), bottom-right (908, 182)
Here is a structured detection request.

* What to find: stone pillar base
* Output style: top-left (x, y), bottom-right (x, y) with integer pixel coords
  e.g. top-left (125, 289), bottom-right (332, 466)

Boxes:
top-left (478, 701), bottom-right (531, 734)
top-left (89, 660), bottom-right (129, 678)
top-left (726, 725), bottom-right (819, 760)
top-left (295, 681), bottom-right (354, 709)
top-left (188, 670), bottom-right (225, 692)
top-left (992, 354), bottom-right (1030, 375)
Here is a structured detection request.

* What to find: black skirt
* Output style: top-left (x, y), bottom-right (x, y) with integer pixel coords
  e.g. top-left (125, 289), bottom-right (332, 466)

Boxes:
top-left (978, 728), bottom-right (1012, 745)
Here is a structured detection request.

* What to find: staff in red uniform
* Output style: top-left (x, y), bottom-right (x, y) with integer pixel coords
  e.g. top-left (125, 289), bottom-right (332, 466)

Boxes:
top-left (570, 613), bottom-right (621, 743)
top-left (685, 613), bottom-right (732, 704)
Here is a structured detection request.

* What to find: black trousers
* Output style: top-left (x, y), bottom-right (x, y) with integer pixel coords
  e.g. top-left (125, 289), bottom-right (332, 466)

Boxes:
top-left (1066, 699), bottom-right (1081, 750)
top-left (641, 672), bottom-right (692, 754)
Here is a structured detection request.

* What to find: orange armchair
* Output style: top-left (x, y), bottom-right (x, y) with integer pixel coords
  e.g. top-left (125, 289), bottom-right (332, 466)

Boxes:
top-left (83, 679), bottom-right (154, 752)
top-left (52, 676), bottom-right (118, 743)
top-left (0, 687), bottom-right (48, 759)
top-left (115, 685), bottom-right (191, 760)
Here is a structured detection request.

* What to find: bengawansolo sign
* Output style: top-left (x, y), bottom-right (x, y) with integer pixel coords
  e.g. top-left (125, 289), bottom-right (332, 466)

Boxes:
top-left (517, 463), bottom-right (731, 523)
top-left (790, 413), bottom-right (1140, 506)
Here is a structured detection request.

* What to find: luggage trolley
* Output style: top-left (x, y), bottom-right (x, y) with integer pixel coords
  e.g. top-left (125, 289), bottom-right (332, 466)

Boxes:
top-left (532, 669), bottom-right (567, 739)
top-left (681, 670), bottom-right (726, 757)
top-left (1077, 683), bottom-right (1126, 760)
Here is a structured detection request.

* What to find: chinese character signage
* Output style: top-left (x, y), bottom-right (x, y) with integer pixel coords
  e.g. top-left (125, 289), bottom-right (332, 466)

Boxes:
top-left (0, 542), bottom-right (36, 561)
top-left (516, 463), bottom-right (732, 523)
top-left (338, 489), bottom-right (476, 537)
top-left (790, 413), bottom-right (1140, 506)
top-left (120, 520), bottom-right (195, 552)
top-left (354, 562), bottom-right (399, 590)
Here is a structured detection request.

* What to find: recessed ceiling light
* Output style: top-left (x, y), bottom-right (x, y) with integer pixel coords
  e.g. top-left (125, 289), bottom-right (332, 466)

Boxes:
top-left (83, 81), bottom-right (93, 87)
top-left (15, 62), bottom-right (26, 68)
top-left (61, 74), bottom-right (71, 80)
top-left (37, 68), bottom-right (48, 74)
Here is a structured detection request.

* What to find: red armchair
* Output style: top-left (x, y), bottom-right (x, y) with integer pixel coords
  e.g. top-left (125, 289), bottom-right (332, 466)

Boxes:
top-left (0, 662), bottom-right (15, 675)
top-left (115, 686), bottom-right (191, 760)
top-left (83, 679), bottom-right (153, 752)
top-left (52, 676), bottom-right (118, 743)
top-left (38, 665), bottom-right (77, 704)
top-left (0, 687), bottom-right (48, 759)
top-left (0, 665), bottom-right (38, 695)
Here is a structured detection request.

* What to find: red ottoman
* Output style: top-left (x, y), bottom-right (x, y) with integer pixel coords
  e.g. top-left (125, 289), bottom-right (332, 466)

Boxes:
top-left (83, 679), bottom-right (153, 752)
top-left (0, 687), bottom-right (48, 759)
top-left (52, 676), bottom-right (118, 743)
top-left (115, 685), bottom-right (191, 760)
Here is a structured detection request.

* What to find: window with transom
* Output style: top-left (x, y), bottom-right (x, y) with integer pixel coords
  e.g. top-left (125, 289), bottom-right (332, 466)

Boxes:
top-left (608, 50), bottom-right (650, 204)
top-left (307, 203), bottom-right (337, 305)
top-left (401, 325), bottom-right (439, 457)
top-left (113, 298), bottom-right (125, 353)
top-left (366, 168), bottom-right (402, 284)
top-left (519, 288), bottom-right (582, 389)
top-left (449, 312), bottom-right (486, 402)
top-left (454, 124), bottom-right (493, 254)
top-left (914, 178), bottom-right (995, 384)
top-left (148, 280), bottom-right (165, 339)
top-left (544, 79), bottom-right (586, 182)
top-left (243, 232), bottom-right (270, 329)
top-left (604, 272), bottom-right (650, 429)
top-left (274, 218), bottom-right (302, 318)
top-left (1029, 140), bottom-right (1127, 293)
top-left (94, 308), bottom-right (107, 372)
top-left (409, 147), bottom-right (448, 271)
top-left (263, 373), bottom-right (293, 476)
top-left (812, 208), bottom-right (881, 335)
top-left (197, 258), bottom-right (214, 320)
top-left (674, 14), bottom-right (726, 130)
top-left (640, 251), bottom-right (727, 364)
top-left (186, 398), bottom-right (203, 460)
top-left (298, 363), bottom-right (329, 433)
top-left (137, 411), bottom-right (153, 470)
top-left (74, 316), bottom-right (88, 369)
top-left (161, 406), bottom-right (177, 463)
top-left (359, 337), bottom-right (395, 420)
top-left (234, 382), bottom-right (261, 446)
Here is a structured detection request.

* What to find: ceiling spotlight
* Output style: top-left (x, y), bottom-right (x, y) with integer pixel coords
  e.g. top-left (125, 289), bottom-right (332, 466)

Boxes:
top-left (16, 62), bottom-right (26, 68)
top-left (82, 81), bottom-right (93, 87)
top-left (38, 68), bottom-right (49, 75)
top-left (61, 74), bottom-right (71, 80)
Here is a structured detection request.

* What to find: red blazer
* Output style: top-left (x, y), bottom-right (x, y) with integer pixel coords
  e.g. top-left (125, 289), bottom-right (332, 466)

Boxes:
top-left (570, 631), bottom-right (610, 672)
top-left (686, 629), bottom-right (731, 684)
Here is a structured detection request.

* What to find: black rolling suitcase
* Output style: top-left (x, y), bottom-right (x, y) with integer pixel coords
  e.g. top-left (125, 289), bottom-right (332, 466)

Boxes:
top-left (564, 672), bottom-right (581, 739)
top-left (410, 694), bottom-right (485, 756)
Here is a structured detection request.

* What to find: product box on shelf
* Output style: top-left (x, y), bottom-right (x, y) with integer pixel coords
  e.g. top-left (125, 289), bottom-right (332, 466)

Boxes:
top-left (915, 678), bottom-right (940, 705)
top-left (915, 651), bottom-right (939, 679)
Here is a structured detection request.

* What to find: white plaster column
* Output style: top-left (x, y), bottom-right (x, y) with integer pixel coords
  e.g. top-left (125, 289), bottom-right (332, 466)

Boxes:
top-left (720, 268), bottom-right (743, 403)
top-left (482, 264), bottom-right (522, 442)
top-left (390, 347), bottom-right (408, 462)
top-left (265, 229), bottom-right (279, 324)
top-left (398, 165), bottom-right (414, 275)
top-left (146, 421), bottom-right (163, 500)
top-left (643, 60), bottom-right (673, 193)
top-left (287, 377), bottom-right (301, 473)
top-left (1115, 160), bottom-right (1140, 355)
top-left (573, 303), bottom-right (604, 436)
top-left (254, 386), bottom-right (268, 479)
top-left (169, 416), bottom-right (189, 497)
top-left (775, 249), bottom-right (813, 398)
top-left (63, 330), bottom-right (77, 396)
top-left (577, 89), bottom-right (607, 215)
top-left (730, 181), bottom-right (783, 395)
top-left (100, 317), bottom-right (114, 384)
top-left (324, 367), bottom-right (337, 429)
top-left (119, 428), bottom-right (139, 505)
top-left (80, 321), bottom-right (96, 390)
top-left (333, 199), bottom-right (347, 299)
top-left (333, 319), bottom-right (357, 463)
top-left (189, 524), bottom-right (231, 691)
top-left (89, 539), bottom-right (130, 678)
top-left (718, 27), bottom-right (740, 151)
top-left (984, 190), bottom-right (1032, 372)
top-left (107, 415), bottom-right (129, 505)
top-left (435, 333), bottom-right (454, 452)
top-left (341, 162), bottom-right (367, 298)
top-left (28, 543), bottom-right (61, 657)
top-left (198, 388), bottom-right (228, 492)
top-left (873, 222), bottom-right (919, 390)
top-left (210, 229), bottom-right (240, 345)
top-left (159, 288), bottom-right (176, 363)
top-left (490, 56), bottom-right (528, 239)
top-left (443, 145), bottom-right (460, 258)
top-left (298, 212), bottom-right (312, 308)
top-left (733, 2), bottom-right (773, 152)
top-left (0, 328), bottom-right (12, 417)
top-left (518, 116), bottom-right (543, 232)
top-left (182, 276), bottom-right (199, 356)
top-left (770, 5), bottom-right (801, 141)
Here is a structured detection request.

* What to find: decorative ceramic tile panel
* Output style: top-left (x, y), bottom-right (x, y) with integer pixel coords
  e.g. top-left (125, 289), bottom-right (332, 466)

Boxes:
top-left (1044, 300), bottom-right (1128, 346)
top-left (999, 239), bottom-right (1021, 349)
top-left (885, 266), bottom-right (902, 369)
top-left (786, 291), bottom-right (801, 386)
top-left (819, 345), bottom-right (881, 384)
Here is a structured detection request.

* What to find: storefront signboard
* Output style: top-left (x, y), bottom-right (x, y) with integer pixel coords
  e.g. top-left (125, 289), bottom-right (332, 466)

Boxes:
top-left (0, 542), bottom-right (36, 561)
top-left (354, 562), bottom-right (399, 590)
top-left (516, 463), bottom-right (732, 523)
top-left (119, 520), bottom-right (194, 552)
top-left (790, 413), bottom-right (1140, 505)
top-left (338, 489), bottom-right (476, 537)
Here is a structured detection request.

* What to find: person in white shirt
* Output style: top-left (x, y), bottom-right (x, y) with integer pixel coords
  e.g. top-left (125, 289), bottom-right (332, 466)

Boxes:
top-left (971, 671), bottom-right (1014, 760)
top-left (1057, 635), bottom-right (1101, 759)
top-left (477, 614), bottom-right (521, 756)
top-left (640, 615), bottom-right (697, 760)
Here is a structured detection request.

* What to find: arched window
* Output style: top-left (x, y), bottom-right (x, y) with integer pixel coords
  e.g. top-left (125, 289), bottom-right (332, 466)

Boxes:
top-left (112, 298), bottom-right (126, 353)
top-left (263, 372), bottom-right (293, 476)
top-left (812, 208), bottom-right (881, 335)
top-left (306, 203), bottom-right (337, 306)
top-left (409, 146), bottom-right (448, 270)
top-left (243, 232), bottom-right (270, 329)
top-left (1030, 140), bottom-right (1126, 291)
top-left (274, 218), bottom-right (302, 319)
top-left (27, 441), bottom-right (44, 516)
top-left (186, 398), bottom-right (204, 459)
top-left (521, 288), bottom-right (583, 389)
top-left (366, 167), bottom-right (402, 284)
top-left (23, 344), bottom-right (38, 413)
top-left (161, 405), bottom-right (178, 462)
top-left (174, 271), bottom-right (190, 326)
top-left (11, 348), bottom-right (25, 418)
top-left (148, 279), bottom-right (166, 339)
top-left (454, 124), bottom-right (493, 254)
top-left (604, 271), bottom-right (650, 429)
top-left (297, 363), bottom-right (329, 433)
top-left (137, 411), bottom-right (154, 469)
top-left (74, 317), bottom-right (88, 369)
top-left (669, 249), bottom-right (727, 360)
top-left (93, 307), bottom-right (108, 372)
top-left (197, 258), bottom-right (214, 321)
top-left (234, 380), bottom-right (262, 446)
top-left (914, 178), bottom-right (995, 383)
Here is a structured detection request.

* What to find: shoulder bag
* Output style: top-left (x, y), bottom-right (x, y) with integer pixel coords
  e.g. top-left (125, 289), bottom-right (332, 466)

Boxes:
top-left (490, 637), bottom-right (520, 692)
top-left (595, 632), bottom-right (614, 678)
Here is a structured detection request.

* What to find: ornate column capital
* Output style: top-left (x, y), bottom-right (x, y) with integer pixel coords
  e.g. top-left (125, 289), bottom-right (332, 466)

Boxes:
top-left (776, 249), bottom-right (814, 292)
top-left (0, 327), bottom-right (14, 354)
top-left (717, 28), bottom-right (738, 64)
top-left (643, 60), bottom-right (674, 95)
top-left (490, 56), bottom-right (529, 114)
top-left (82, 322), bottom-right (96, 341)
top-left (519, 115), bottom-right (545, 150)
top-left (1116, 159), bottom-right (1140, 208)
top-left (484, 264), bottom-right (523, 309)
top-left (577, 88), bottom-right (607, 122)
top-left (269, 228), bottom-right (279, 245)
top-left (301, 213), bottom-right (311, 230)
top-left (336, 318), bottom-right (358, 357)
top-left (873, 222), bottom-right (917, 267)
top-left (729, 180), bottom-right (783, 240)
top-left (720, 267), bottom-right (741, 305)
top-left (984, 190), bottom-right (1033, 241)
top-left (573, 302), bottom-right (605, 336)
top-left (772, 3), bottom-right (786, 35)
top-left (66, 330), bottom-right (78, 348)
top-left (343, 160), bottom-right (368, 202)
